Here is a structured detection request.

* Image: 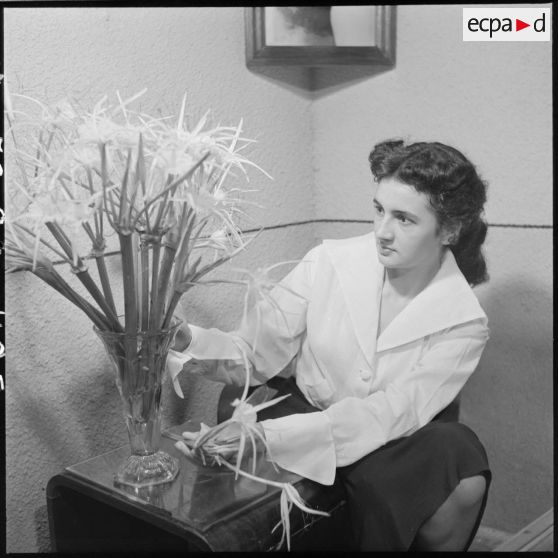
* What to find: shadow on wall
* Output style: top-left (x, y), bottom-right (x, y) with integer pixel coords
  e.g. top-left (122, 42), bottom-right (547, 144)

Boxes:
top-left (10, 352), bottom-right (126, 459)
top-left (461, 274), bottom-right (552, 532)
top-left (310, 65), bottom-right (393, 94)
top-left (246, 65), bottom-right (314, 98)
top-left (247, 64), bottom-right (393, 98)
top-left (470, 275), bottom-right (552, 420)
top-left (9, 380), bottom-right (86, 468)
top-left (34, 505), bottom-right (52, 552)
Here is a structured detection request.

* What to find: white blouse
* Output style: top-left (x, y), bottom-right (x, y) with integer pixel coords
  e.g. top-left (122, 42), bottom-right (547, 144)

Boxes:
top-left (167, 232), bottom-right (489, 485)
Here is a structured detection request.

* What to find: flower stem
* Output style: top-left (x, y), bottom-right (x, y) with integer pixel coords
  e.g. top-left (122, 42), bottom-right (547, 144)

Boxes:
top-left (151, 239), bottom-right (177, 331)
top-left (148, 242), bottom-right (161, 331)
top-left (94, 253), bottom-right (118, 318)
top-left (78, 270), bottom-right (123, 332)
top-left (118, 232), bottom-right (138, 335)
top-left (13, 223), bottom-right (69, 262)
top-left (81, 221), bottom-right (118, 320)
top-left (32, 265), bottom-right (112, 331)
top-left (46, 222), bottom-right (123, 332)
top-left (118, 231), bottom-right (139, 392)
top-left (140, 242), bottom-right (150, 331)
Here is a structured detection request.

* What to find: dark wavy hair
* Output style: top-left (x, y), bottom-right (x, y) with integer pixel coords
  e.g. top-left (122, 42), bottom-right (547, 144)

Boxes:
top-left (368, 139), bottom-right (489, 286)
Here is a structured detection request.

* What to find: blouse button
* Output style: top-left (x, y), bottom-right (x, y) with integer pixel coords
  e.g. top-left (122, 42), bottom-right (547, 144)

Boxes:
top-left (359, 368), bottom-right (372, 381)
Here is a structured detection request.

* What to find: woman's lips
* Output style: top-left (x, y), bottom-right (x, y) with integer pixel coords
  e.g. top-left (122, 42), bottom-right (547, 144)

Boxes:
top-left (378, 244), bottom-right (395, 255)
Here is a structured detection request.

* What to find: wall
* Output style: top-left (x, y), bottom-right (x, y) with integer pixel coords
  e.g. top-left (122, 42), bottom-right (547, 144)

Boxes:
top-left (310, 4), bottom-right (552, 534)
top-left (4, 4), bottom-right (553, 553)
top-left (3, 7), bottom-right (318, 553)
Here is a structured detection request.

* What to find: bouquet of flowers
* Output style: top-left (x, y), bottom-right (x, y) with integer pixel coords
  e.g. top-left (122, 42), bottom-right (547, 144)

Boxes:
top-left (3, 84), bottom-right (327, 550)
top-left (4, 86), bottom-right (268, 332)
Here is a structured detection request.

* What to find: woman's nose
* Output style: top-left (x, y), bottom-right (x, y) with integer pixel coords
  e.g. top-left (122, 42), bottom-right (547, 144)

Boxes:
top-left (374, 215), bottom-right (394, 240)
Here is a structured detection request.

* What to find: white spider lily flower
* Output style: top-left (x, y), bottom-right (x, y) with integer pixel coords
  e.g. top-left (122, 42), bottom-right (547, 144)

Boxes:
top-left (39, 98), bottom-right (78, 128)
top-left (181, 187), bottom-right (234, 223)
top-left (5, 236), bottom-right (47, 273)
top-left (207, 228), bottom-right (231, 251)
top-left (151, 141), bottom-right (198, 176)
top-left (199, 227), bottom-right (245, 258)
top-left (24, 189), bottom-right (102, 226)
top-left (233, 261), bottom-right (307, 354)
top-left (76, 117), bottom-right (141, 149)
top-left (230, 398), bottom-right (258, 425)
top-left (76, 117), bottom-right (120, 145)
top-left (71, 144), bottom-right (102, 168)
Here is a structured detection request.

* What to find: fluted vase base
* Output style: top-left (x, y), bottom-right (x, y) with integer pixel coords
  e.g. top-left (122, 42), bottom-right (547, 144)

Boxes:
top-left (114, 450), bottom-right (180, 489)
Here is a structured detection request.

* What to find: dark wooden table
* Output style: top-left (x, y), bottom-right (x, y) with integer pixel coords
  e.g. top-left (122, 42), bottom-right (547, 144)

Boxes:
top-left (47, 423), bottom-right (350, 552)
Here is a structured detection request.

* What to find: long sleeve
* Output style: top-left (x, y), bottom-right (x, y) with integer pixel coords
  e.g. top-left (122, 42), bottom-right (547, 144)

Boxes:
top-left (166, 245), bottom-right (321, 395)
top-left (260, 318), bottom-right (489, 485)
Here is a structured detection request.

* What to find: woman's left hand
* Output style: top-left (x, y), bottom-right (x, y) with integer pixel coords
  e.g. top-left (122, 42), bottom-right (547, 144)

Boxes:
top-left (175, 421), bottom-right (268, 464)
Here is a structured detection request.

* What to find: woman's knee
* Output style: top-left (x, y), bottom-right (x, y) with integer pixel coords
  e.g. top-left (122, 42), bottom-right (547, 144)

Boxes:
top-left (426, 474), bottom-right (486, 527)
top-left (453, 474), bottom-right (487, 508)
top-left (416, 421), bottom-right (479, 455)
top-left (414, 474), bottom-right (487, 551)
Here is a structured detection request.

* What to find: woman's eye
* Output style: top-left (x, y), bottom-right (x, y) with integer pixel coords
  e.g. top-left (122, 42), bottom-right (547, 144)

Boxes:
top-left (374, 205), bottom-right (383, 215)
top-left (397, 215), bottom-right (410, 224)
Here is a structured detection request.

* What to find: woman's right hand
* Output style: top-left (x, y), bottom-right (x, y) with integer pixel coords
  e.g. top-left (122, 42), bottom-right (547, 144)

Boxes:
top-left (181, 357), bottom-right (218, 377)
top-left (173, 323), bottom-right (193, 352)
top-left (171, 323), bottom-right (218, 377)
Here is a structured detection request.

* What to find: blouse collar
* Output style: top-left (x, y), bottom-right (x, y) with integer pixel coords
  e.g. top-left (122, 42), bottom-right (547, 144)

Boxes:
top-left (323, 232), bottom-right (487, 360)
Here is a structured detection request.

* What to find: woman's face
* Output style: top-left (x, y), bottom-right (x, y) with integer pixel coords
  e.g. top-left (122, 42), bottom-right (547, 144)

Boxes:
top-left (372, 177), bottom-right (448, 274)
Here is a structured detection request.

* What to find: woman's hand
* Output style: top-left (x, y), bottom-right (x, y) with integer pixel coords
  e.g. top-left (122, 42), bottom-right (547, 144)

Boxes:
top-left (171, 324), bottom-right (221, 378)
top-left (181, 358), bottom-right (216, 376)
top-left (176, 421), bottom-right (268, 465)
top-left (172, 323), bottom-right (192, 352)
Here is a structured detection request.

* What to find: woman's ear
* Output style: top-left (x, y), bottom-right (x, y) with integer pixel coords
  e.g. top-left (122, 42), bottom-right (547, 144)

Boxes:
top-left (441, 223), bottom-right (462, 246)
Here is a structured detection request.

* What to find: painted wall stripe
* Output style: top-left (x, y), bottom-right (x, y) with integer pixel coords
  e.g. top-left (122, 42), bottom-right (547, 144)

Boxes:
top-left (15, 218), bottom-right (551, 269)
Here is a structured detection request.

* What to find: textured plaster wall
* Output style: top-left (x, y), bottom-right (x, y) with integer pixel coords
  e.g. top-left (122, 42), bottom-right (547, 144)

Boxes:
top-left (4, 7), bottom-right (317, 553)
top-left (310, 4), bottom-right (552, 534)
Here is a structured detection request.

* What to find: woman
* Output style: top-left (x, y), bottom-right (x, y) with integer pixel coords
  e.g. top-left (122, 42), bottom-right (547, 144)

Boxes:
top-left (168, 139), bottom-right (492, 551)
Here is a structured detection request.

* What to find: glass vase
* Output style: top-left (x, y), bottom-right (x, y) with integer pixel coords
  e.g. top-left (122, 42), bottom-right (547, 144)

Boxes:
top-left (95, 321), bottom-right (182, 488)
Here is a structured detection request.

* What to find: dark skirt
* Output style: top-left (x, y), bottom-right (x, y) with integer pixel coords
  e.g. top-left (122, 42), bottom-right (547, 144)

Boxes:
top-left (255, 377), bottom-right (492, 551)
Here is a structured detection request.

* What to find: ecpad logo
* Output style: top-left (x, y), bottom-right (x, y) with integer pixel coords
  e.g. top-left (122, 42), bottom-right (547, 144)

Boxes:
top-left (463, 7), bottom-right (550, 41)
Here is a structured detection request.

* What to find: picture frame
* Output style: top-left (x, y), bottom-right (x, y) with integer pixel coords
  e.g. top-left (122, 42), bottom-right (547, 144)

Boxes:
top-left (245, 6), bottom-right (396, 67)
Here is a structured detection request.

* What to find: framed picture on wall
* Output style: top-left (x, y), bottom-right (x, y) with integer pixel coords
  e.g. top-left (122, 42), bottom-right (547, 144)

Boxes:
top-left (244, 6), bottom-right (396, 67)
